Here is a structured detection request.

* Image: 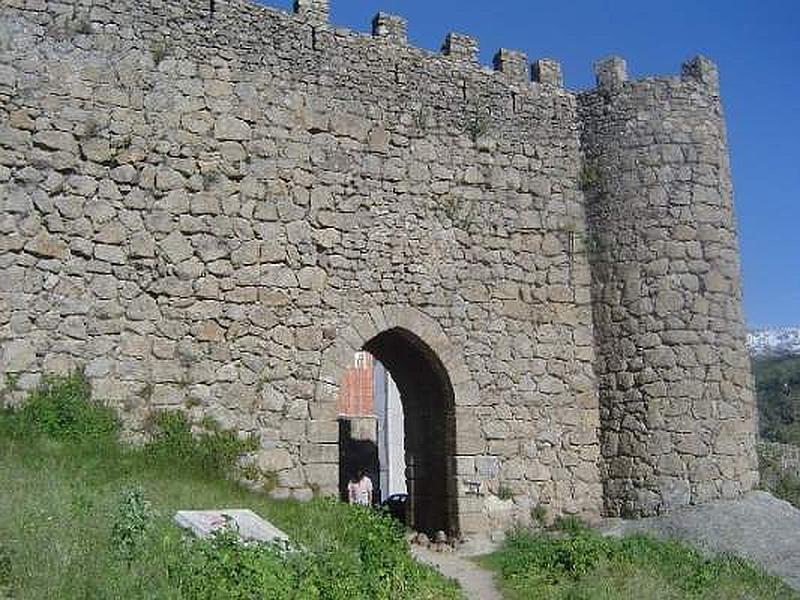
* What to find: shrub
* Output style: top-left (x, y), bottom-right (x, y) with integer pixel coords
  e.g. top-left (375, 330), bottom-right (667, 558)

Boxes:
top-left (144, 410), bottom-right (259, 479)
top-left (497, 485), bottom-right (514, 501)
top-left (167, 527), bottom-right (304, 599)
top-left (531, 504), bottom-right (548, 524)
top-left (553, 515), bottom-right (591, 536)
top-left (165, 502), bottom-right (456, 600)
top-left (6, 372), bottom-right (118, 441)
top-left (110, 487), bottom-right (157, 565)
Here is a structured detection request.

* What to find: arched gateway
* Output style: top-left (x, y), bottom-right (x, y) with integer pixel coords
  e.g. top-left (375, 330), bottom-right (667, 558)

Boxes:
top-left (316, 307), bottom-right (471, 535)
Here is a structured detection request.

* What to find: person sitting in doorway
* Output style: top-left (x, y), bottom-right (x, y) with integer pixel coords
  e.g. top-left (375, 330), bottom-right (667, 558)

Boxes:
top-left (348, 469), bottom-right (373, 506)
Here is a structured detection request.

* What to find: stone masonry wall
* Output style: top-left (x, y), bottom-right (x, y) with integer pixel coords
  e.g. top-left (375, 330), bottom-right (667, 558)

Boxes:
top-left (579, 58), bottom-right (759, 517)
top-left (0, 0), bottom-right (605, 534)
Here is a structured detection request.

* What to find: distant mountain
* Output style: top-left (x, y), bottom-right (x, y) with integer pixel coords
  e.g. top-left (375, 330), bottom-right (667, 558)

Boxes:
top-left (748, 328), bottom-right (800, 358)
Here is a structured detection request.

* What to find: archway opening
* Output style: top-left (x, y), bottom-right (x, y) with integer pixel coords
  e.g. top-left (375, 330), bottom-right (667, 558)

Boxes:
top-left (337, 327), bottom-right (458, 536)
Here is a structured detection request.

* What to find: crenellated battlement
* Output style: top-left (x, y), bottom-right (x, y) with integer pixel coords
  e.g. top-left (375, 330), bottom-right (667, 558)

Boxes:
top-left (281, 0), bottom-right (722, 94)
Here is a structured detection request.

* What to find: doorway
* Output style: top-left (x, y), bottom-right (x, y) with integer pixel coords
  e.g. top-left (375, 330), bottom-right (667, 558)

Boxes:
top-left (337, 327), bottom-right (458, 535)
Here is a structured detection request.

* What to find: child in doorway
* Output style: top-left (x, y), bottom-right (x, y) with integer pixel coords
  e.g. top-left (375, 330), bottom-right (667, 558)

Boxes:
top-left (347, 469), bottom-right (373, 506)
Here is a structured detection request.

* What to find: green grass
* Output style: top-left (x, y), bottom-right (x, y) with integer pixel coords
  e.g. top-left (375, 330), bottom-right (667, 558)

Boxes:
top-left (0, 374), bottom-right (461, 599)
top-left (480, 527), bottom-right (798, 600)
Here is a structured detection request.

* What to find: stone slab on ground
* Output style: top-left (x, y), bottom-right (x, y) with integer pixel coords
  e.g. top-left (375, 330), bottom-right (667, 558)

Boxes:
top-left (174, 509), bottom-right (289, 545)
top-left (600, 491), bottom-right (800, 591)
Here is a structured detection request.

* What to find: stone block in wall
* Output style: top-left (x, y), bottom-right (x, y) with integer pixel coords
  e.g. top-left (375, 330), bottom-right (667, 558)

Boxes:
top-left (306, 420), bottom-right (338, 443)
top-left (1, 339), bottom-right (36, 372)
top-left (303, 463), bottom-right (338, 488)
top-left (300, 443), bottom-right (338, 464)
top-left (257, 448), bottom-right (294, 472)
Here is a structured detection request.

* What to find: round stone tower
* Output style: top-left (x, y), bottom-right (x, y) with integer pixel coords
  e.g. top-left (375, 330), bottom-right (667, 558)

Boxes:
top-left (578, 56), bottom-right (759, 517)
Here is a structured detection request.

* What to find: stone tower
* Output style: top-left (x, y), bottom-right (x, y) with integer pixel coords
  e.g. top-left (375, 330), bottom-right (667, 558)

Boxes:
top-left (579, 57), bottom-right (759, 516)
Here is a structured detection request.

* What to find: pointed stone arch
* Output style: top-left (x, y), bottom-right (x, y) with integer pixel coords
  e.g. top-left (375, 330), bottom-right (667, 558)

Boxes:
top-left (310, 305), bottom-right (479, 535)
top-left (316, 306), bottom-right (477, 410)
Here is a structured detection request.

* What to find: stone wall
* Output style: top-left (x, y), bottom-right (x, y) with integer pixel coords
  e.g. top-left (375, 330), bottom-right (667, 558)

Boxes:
top-left (579, 58), bottom-right (759, 517)
top-left (0, 0), bottom-right (603, 534)
top-left (0, 0), bottom-right (757, 533)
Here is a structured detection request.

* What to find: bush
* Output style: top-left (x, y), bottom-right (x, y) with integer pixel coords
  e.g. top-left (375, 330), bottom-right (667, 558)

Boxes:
top-left (166, 502), bottom-right (458, 600)
top-left (110, 487), bottom-right (157, 565)
top-left (143, 411), bottom-right (259, 479)
top-left (5, 372), bottom-right (118, 441)
top-left (167, 527), bottom-right (305, 599)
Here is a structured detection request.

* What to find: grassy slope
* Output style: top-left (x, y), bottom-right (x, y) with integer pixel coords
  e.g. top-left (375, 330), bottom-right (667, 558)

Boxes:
top-left (480, 527), bottom-right (799, 600)
top-left (4, 366), bottom-right (800, 599)
top-left (0, 430), bottom-right (460, 599)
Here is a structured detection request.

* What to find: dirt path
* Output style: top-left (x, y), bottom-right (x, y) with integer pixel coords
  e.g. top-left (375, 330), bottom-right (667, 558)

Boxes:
top-left (411, 545), bottom-right (502, 600)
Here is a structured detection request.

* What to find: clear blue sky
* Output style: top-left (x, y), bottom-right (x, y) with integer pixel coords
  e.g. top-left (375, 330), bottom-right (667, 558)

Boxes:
top-left (264, 0), bottom-right (799, 328)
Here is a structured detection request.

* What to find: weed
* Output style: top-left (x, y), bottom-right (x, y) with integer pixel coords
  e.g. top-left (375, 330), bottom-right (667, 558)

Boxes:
top-left (464, 112), bottom-right (490, 143)
top-left (412, 106), bottom-right (431, 134)
top-left (0, 544), bottom-right (11, 590)
top-left (150, 40), bottom-right (169, 66)
top-left (202, 169), bottom-right (221, 190)
top-left (4, 373), bottom-right (20, 390)
top-left (309, 482), bottom-right (321, 498)
top-left (262, 469), bottom-right (279, 493)
top-left (110, 487), bottom-right (157, 565)
top-left (497, 485), bottom-right (515, 501)
top-left (440, 193), bottom-right (477, 230)
top-left (563, 227), bottom-right (604, 258)
top-left (144, 410), bottom-right (259, 479)
top-left (184, 396), bottom-right (202, 409)
top-left (579, 162), bottom-right (603, 191)
top-left (255, 376), bottom-right (271, 394)
top-left (531, 504), bottom-right (548, 524)
top-left (72, 14), bottom-right (93, 35)
top-left (7, 371), bottom-right (119, 441)
top-left (0, 382), bottom-right (462, 598)
top-left (110, 133), bottom-right (132, 151)
top-left (238, 461), bottom-right (262, 482)
top-left (48, 13), bottom-right (93, 39)
top-left (81, 118), bottom-right (100, 139)
top-left (759, 446), bottom-right (800, 508)
top-left (553, 515), bottom-right (591, 536)
top-left (137, 382), bottom-right (154, 403)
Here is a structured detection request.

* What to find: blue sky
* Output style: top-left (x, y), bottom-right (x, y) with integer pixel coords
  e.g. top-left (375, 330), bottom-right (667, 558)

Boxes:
top-left (264, 0), bottom-right (799, 328)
